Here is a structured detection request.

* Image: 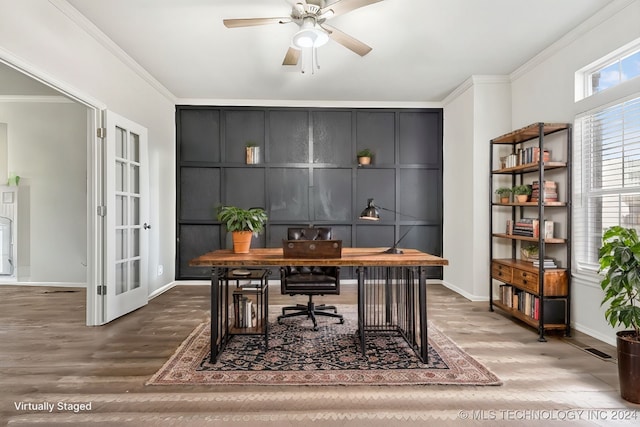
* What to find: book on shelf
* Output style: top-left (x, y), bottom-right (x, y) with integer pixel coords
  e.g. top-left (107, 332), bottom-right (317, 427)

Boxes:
top-left (516, 147), bottom-right (551, 165)
top-left (532, 258), bottom-right (558, 268)
top-left (505, 153), bottom-right (518, 168)
top-left (234, 296), bottom-right (254, 328)
top-left (530, 180), bottom-right (558, 203)
top-left (511, 218), bottom-right (554, 239)
top-left (544, 220), bottom-right (554, 239)
top-left (512, 218), bottom-right (540, 238)
top-left (498, 285), bottom-right (566, 323)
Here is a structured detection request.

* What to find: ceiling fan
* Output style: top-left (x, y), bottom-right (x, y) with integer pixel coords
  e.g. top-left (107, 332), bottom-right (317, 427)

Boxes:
top-left (223, 0), bottom-right (383, 71)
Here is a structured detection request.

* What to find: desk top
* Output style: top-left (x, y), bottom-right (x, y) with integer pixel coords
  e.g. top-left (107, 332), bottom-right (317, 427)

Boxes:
top-left (189, 247), bottom-right (448, 267)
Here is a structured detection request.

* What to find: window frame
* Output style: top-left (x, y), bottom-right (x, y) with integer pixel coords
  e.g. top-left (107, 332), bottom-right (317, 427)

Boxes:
top-left (576, 37), bottom-right (640, 101)
top-left (573, 93), bottom-right (640, 275)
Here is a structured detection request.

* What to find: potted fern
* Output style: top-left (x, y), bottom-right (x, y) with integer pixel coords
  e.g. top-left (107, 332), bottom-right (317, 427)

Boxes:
top-left (495, 187), bottom-right (511, 203)
top-left (598, 225), bottom-right (640, 403)
top-left (216, 206), bottom-right (268, 253)
top-left (512, 184), bottom-right (532, 203)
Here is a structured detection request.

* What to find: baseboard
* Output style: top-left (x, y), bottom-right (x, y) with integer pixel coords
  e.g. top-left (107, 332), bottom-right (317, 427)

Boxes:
top-left (0, 281), bottom-right (86, 287)
top-left (440, 280), bottom-right (488, 302)
top-left (148, 281), bottom-right (178, 300)
top-left (572, 321), bottom-right (616, 347)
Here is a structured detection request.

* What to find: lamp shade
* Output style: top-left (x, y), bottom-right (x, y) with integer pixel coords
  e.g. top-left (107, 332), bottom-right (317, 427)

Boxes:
top-left (292, 17), bottom-right (329, 48)
top-left (359, 198), bottom-right (380, 221)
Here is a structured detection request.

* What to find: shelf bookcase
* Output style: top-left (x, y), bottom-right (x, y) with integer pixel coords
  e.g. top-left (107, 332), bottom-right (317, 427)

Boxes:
top-left (489, 122), bottom-right (572, 341)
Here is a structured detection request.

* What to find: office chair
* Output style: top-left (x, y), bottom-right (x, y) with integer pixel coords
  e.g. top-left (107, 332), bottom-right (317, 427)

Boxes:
top-left (278, 227), bottom-right (344, 331)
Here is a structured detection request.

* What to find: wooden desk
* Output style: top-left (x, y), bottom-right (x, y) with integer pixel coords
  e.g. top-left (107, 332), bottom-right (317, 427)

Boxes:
top-left (190, 247), bottom-right (448, 363)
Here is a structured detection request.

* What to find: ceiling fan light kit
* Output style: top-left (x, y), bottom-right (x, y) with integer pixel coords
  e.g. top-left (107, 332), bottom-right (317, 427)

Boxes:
top-left (292, 17), bottom-right (329, 48)
top-left (222, 0), bottom-right (382, 74)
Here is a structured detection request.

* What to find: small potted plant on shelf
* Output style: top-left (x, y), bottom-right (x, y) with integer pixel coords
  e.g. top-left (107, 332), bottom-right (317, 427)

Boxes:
top-left (357, 148), bottom-right (373, 165)
top-left (512, 184), bottom-right (532, 203)
top-left (216, 205), bottom-right (268, 254)
top-left (495, 187), bottom-right (512, 203)
top-left (598, 225), bottom-right (640, 403)
top-left (520, 244), bottom-right (539, 262)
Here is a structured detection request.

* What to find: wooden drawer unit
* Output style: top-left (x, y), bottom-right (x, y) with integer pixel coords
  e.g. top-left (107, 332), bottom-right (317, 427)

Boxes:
top-left (512, 268), bottom-right (538, 294)
top-left (491, 262), bottom-right (512, 283)
top-left (491, 259), bottom-right (568, 297)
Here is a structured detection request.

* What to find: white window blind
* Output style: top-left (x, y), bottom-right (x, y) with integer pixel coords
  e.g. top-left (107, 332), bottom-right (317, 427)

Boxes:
top-left (574, 95), bottom-right (640, 272)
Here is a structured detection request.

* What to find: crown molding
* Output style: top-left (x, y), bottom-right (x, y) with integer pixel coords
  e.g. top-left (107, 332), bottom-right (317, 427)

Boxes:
top-left (510, 0), bottom-right (637, 81)
top-left (49, 0), bottom-right (177, 104)
top-left (0, 95), bottom-right (75, 104)
top-left (442, 75), bottom-right (511, 106)
top-left (177, 98), bottom-right (443, 109)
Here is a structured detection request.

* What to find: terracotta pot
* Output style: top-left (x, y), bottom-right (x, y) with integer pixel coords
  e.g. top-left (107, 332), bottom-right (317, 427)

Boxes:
top-left (516, 194), bottom-right (529, 203)
top-left (500, 197), bottom-right (510, 204)
top-left (231, 231), bottom-right (253, 254)
top-left (617, 331), bottom-right (640, 404)
top-left (358, 156), bottom-right (371, 165)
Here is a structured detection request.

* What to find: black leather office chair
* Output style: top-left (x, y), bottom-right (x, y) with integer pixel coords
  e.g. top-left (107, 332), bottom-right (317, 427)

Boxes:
top-left (278, 227), bottom-right (344, 331)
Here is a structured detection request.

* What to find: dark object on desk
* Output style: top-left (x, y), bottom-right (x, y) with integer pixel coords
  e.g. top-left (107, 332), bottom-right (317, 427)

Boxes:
top-left (282, 239), bottom-right (342, 258)
top-left (278, 227), bottom-right (344, 331)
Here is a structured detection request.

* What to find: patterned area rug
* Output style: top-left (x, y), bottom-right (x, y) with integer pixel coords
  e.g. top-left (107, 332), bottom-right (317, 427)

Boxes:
top-left (147, 307), bottom-right (501, 386)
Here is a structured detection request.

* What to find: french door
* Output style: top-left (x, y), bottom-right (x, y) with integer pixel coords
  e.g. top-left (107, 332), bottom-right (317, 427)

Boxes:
top-left (103, 111), bottom-right (149, 323)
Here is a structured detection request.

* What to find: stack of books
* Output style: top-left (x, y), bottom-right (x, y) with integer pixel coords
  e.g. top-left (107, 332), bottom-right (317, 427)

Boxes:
top-left (513, 218), bottom-right (540, 238)
top-left (533, 258), bottom-right (557, 268)
top-left (517, 147), bottom-right (550, 165)
top-left (504, 153), bottom-right (519, 168)
top-left (530, 180), bottom-right (558, 203)
top-left (234, 296), bottom-right (255, 328)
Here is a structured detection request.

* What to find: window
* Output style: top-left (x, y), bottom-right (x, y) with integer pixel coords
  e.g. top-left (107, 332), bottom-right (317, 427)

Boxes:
top-left (574, 95), bottom-right (640, 272)
top-left (576, 38), bottom-right (640, 101)
top-left (589, 50), bottom-right (640, 95)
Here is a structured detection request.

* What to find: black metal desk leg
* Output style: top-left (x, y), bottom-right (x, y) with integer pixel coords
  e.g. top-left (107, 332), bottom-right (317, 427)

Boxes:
top-left (210, 266), bottom-right (220, 363)
top-left (419, 266), bottom-right (428, 363)
top-left (357, 266), bottom-right (365, 356)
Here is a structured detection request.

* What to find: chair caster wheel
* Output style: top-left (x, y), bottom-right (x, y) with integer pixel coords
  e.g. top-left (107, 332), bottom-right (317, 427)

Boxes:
top-left (339, 319), bottom-right (344, 324)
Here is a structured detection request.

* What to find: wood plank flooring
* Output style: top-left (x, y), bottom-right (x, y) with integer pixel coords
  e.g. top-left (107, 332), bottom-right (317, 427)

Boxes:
top-left (1, 282), bottom-right (639, 426)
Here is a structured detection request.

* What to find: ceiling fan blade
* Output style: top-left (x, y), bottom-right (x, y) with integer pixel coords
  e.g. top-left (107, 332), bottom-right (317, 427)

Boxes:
top-left (283, 47), bottom-right (301, 66)
top-left (321, 0), bottom-right (383, 18)
top-left (223, 17), bottom-right (291, 28)
top-left (322, 24), bottom-right (372, 56)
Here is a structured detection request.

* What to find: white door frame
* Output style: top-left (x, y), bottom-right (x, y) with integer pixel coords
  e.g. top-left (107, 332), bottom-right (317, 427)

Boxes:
top-left (0, 52), bottom-right (107, 325)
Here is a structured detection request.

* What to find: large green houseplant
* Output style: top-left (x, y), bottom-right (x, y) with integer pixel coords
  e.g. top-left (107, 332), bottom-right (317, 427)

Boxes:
top-left (598, 225), bottom-right (640, 403)
top-left (216, 206), bottom-right (268, 253)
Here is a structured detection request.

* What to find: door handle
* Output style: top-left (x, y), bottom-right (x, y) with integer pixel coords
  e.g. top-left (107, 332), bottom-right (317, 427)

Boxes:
top-left (143, 223), bottom-right (151, 230)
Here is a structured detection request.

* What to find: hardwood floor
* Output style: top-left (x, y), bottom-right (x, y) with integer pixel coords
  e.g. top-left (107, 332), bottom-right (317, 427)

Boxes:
top-left (1, 282), bottom-right (639, 426)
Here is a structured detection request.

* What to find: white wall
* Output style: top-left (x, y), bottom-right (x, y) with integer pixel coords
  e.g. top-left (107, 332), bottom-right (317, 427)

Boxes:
top-left (510, 1), bottom-right (640, 345)
top-left (0, 100), bottom-right (87, 283)
top-left (443, 84), bottom-right (475, 298)
top-left (443, 77), bottom-right (511, 300)
top-left (0, 0), bottom-right (176, 295)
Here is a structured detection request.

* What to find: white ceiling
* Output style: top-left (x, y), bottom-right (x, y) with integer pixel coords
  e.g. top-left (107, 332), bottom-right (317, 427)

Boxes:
top-left (6, 0), bottom-right (617, 103)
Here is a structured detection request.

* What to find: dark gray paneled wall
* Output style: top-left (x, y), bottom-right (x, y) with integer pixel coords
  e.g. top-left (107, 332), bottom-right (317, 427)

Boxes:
top-left (176, 106), bottom-right (443, 279)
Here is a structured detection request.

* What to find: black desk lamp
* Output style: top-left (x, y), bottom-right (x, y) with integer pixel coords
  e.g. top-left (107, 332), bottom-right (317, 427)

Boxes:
top-left (359, 198), bottom-right (416, 254)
